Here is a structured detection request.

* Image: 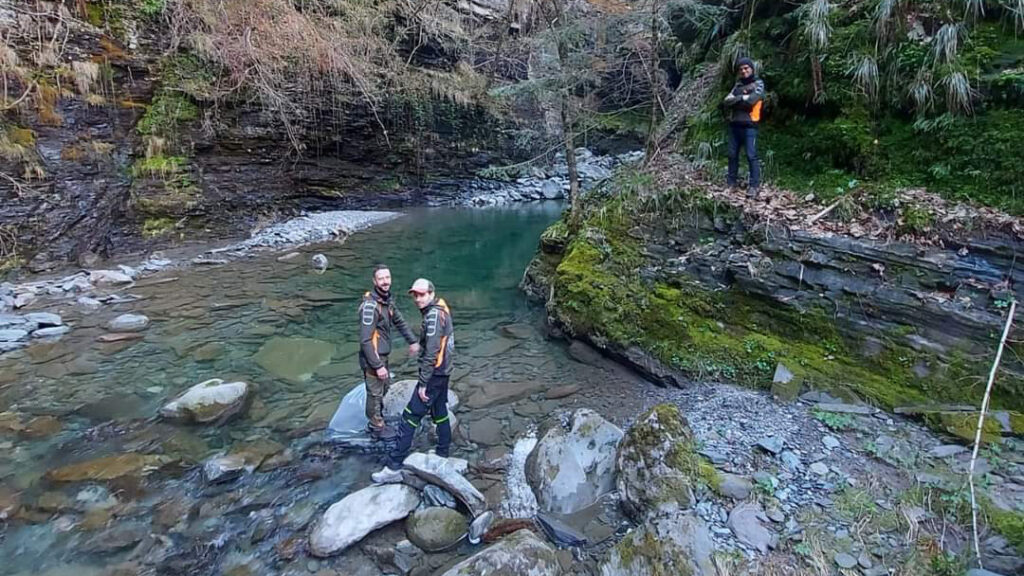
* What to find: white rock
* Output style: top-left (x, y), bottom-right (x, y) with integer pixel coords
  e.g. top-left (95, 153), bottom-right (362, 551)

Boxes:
top-left (0, 329), bottom-right (29, 342)
top-left (403, 452), bottom-right (486, 515)
top-left (106, 313), bottom-right (149, 332)
top-left (89, 270), bottom-right (134, 285)
top-left (77, 296), bottom-right (102, 311)
top-left (32, 326), bottom-right (70, 339)
top-left (159, 378), bottom-right (252, 424)
top-left (526, 408), bottom-right (623, 514)
top-left (438, 529), bottom-right (559, 576)
top-left (309, 484), bottom-right (420, 557)
top-left (24, 312), bottom-right (62, 327)
top-left (13, 293), bottom-right (35, 308)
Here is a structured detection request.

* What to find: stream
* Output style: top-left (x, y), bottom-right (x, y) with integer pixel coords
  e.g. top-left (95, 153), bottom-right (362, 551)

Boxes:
top-left (1, 203), bottom-right (651, 575)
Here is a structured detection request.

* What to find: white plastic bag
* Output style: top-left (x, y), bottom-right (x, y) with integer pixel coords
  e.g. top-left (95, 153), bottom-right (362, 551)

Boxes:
top-left (327, 382), bottom-right (368, 435)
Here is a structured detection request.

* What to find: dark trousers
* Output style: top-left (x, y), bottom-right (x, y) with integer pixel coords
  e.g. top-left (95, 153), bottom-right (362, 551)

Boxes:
top-left (727, 124), bottom-right (760, 188)
top-left (387, 374), bottom-right (452, 469)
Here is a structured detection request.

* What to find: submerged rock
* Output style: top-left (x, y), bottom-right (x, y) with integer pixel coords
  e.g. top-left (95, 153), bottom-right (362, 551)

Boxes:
top-left (47, 453), bottom-right (174, 483)
top-left (526, 408), bottom-right (623, 514)
top-left (160, 378), bottom-right (252, 424)
top-left (309, 484), bottom-right (420, 557)
top-left (600, 512), bottom-right (714, 576)
top-left (254, 337), bottom-right (334, 383)
top-left (384, 379), bottom-right (460, 419)
top-left (616, 404), bottom-right (708, 521)
top-left (403, 452), bottom-right (486, 515)
top-left (406, 506), bottom-right (468, 551)
top-left (438, 529), bottom-right (560, 576)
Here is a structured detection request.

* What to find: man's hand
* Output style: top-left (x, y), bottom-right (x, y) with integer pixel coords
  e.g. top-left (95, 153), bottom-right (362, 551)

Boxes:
top-left (417, 386), bottom-right (430, 402)
top-left (409, 342), bottom-right (421, 356)
top-left (375, 366), bottom-right (389, 380)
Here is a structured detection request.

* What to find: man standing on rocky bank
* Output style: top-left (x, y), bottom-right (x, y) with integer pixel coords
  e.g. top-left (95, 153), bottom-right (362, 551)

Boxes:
top-left (359, 264), bottom-right (419, 438)
top-left (723, 56), bottom-right (765, 199)
top-left (373, 278), bottom-right (455, 484)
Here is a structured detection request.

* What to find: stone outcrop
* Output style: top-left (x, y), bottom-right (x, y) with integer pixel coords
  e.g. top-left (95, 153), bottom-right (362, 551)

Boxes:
top-left (599, 511), bottom-right (714, 576)
top-left (159, 378), bottom-right (252, 424)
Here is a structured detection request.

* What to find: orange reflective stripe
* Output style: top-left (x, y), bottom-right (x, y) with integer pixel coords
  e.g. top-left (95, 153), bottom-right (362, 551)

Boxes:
top-left (435, 335), bottom-right (447, 367)
top-left (750, 100), bottom-right (762, 123)
top-left (371, 330), bottom-right (379, 354)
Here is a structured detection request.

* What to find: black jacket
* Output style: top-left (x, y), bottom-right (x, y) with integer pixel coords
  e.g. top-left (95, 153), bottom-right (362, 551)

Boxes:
top-left (724, 78), bottom-right (765, 126)
top-left (358, 290), bottom-right (416, 370)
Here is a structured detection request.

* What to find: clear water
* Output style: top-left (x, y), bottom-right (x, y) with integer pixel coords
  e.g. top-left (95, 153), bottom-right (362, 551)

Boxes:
top-left (0, 203), bottom-right (603, 574)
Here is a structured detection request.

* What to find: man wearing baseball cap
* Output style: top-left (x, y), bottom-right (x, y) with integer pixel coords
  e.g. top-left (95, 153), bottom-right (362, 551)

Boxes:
top-left (373, 278), bottom-right (456, 483)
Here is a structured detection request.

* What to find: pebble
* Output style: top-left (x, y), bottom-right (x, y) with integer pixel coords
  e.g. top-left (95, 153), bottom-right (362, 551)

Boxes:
top-left (810, 462), bottom-right (829, 476)
top-left (757, 436), bottom-right (784, 455)
top-left (822, 435), bottom-right (841, 450)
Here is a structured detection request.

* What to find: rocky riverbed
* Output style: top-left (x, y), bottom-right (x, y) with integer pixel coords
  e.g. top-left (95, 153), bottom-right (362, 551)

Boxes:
top-left (1, 205), bottom-right (1020, 576)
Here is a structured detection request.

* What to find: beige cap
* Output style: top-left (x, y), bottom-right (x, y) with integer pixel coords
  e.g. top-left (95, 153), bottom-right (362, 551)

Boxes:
top-left (408, 278), bottom-right (434, 294)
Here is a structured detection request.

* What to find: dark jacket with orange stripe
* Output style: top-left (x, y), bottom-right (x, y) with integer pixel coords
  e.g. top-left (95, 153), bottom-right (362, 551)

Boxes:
top-left (358, 290), bottom-right (416, 371)
top-left (724, 77), bottom-right (765, 127)
top-left (416, 297), bottom-right (454, 387)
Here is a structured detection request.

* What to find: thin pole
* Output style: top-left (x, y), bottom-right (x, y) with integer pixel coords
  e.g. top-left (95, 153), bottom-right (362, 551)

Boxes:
top-left (968, 299), bottom-right (1016, 568)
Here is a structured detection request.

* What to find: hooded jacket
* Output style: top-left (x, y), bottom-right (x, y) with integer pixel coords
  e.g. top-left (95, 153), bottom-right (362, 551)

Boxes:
top-left (417, 297), bottom-right (454, 387)
top-left (358, 289), bottom-right (416, 370)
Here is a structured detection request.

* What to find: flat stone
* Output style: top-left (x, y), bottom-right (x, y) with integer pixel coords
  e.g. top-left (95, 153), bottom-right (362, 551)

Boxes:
top-left (500, 323), bottom-right (534, 339)
top-left (193, 342), bottom-right (226, 362)
top-left (106, 314), bottom-right (150, 332)
top-left (97, 332), bottom-right (145, 343)
top-left (309, 484), bottom-right (420, 557)
top-left (403, 452), bottom-right (486, 515)
top-left (24, 312), bottom-right (62, 327)
top-left (857, 551), bottom-right (873, 569)
top-left (77, 296), bottom-right (103, 311)
top-left (21, 415), bottom-right (61, 438)
top-left (466, 337), bottom-right (519, 358)
top-left (423, 484), bottom-right (458, 509)
top-left (468, 415), bottom-right (504, 446)
top-left (464, 380), bottom-right (545, 409)
top-left (757, 437), bottom-right (784, 455)
top-left (822, 435), bottom-right (841, 450)
top-left (32, 326), bottom-right (70, 339)
top-left (438, 529), bottom-right (559, 576)
top-left (254, 337), bottom-right (334, 383)
top-left (90, 270), bottom-right (134, 285)
top-left (728, 502), bottom-right (777, 554)
top-left (780, 450), bottom-right (802, 470)
top-left (928, 444), bottom-right (967, 458)
top-left (834, 552), bottom-right (857, 569)
top-left (715, 473), bottom-right (753, 500)
top-left (809, 462), bottom-right (829, 476)
top-left (0, 329), bottom-right (28, 342)
top-left (544, 384), bottom-right (581, 400)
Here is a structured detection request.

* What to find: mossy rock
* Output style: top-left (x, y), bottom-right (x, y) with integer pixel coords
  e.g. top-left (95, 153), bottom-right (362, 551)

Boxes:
top-left (615, 404), bottom-right (716, 521)
top-left (600, 512), bottom-right (714, 576)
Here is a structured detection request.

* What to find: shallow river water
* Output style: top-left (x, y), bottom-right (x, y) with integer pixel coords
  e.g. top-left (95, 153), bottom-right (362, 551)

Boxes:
top-left (0, 203), bottom-right (665, 575)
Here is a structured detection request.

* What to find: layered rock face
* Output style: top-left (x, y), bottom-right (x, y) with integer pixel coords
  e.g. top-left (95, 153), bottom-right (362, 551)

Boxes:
top-left (0, 1), bottom-right (538, 267)
top-left (524, 181), bottom-right (1024, 419)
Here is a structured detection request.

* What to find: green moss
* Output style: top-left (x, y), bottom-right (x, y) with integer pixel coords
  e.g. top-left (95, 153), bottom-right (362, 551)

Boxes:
top-left (987, 504), bottom-right (1024, 555)
top-left (137, 92), bottom-right (199, 139)
top-left (131, 155), bottom-right (186, 177)
top-left (142, 217), bottom-right (177, 238)
top-left (921, 411), bottom-right (1003, 444)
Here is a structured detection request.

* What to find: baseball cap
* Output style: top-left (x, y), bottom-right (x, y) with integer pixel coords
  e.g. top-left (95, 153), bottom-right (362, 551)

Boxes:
top-left (408, 278), bottom-right (434, 294)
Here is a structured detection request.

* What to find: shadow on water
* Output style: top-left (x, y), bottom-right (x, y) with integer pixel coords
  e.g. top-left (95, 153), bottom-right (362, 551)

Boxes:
top-left (0, 203), bottom-right (568, 574)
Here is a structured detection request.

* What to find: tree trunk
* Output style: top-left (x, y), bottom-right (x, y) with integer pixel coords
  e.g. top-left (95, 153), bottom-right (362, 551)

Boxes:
top-left (546, 0), bottom-right (581, 227)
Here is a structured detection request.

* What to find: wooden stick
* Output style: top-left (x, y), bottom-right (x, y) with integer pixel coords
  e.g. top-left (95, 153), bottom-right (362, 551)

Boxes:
top-left (807, 199), bottom-right (842, 225)
top-left (968, 299), bottom-right (1016, 568)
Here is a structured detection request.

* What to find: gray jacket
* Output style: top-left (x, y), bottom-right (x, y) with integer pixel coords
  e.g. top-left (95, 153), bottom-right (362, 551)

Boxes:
top-left (724, 78), bottom-right (765, 126)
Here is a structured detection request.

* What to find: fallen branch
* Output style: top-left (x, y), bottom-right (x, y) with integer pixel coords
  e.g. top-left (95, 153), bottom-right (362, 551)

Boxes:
top-left (806, 198), bottom-right (842, 225)
top-left (968, 299), bottom-right (1016, 569)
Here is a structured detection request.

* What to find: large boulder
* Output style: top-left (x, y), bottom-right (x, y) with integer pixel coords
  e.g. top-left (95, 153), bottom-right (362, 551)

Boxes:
top-left (599, 511), bottom-right (714, 576)
top-left (159, 378), bottom-right (252, 424)
top-left (309, 484), bottom-right (420, 557)
top-left (406, 506), bottom-right (468, 551)
top-left (616, 404), bottom-right (710, 521)
top-left (438, 529), bottom-right (560, 576)
top-left (46, 453), bottom-right (175, 483)
top-left (526, 408), bottom-right (623, 514)
top-left (384, 379), bottom-right (460, 419)
top-left (403, 452), bottom-right (485, 515)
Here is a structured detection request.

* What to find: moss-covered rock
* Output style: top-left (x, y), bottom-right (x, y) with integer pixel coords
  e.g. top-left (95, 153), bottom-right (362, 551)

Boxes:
top-left (615, 404), bottom-right (717, 521)
top-left (599, 512), bottom-right (714, 576)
